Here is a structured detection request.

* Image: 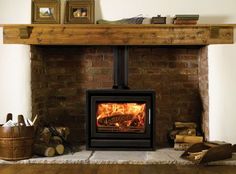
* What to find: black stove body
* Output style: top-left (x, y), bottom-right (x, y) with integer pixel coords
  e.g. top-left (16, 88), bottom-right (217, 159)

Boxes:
top-left (86, 47), bottom-right (156, 150)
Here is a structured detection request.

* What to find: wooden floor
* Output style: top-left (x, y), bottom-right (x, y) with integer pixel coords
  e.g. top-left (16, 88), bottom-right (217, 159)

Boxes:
top-left (1, 164), bottom-right (236, 174)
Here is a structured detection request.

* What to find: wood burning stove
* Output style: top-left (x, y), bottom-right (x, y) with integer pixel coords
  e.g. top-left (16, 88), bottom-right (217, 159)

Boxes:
top-left (86, 90), bottom-right (155, 149)
top-left (86, 47), bottom-right (156, 150)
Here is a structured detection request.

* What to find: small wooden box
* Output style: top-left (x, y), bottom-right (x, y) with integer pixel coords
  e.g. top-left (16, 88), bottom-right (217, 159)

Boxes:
top-left (181, 142), bottom-right (232, 164)
top-left (151, 15), bottom-right (166, 24)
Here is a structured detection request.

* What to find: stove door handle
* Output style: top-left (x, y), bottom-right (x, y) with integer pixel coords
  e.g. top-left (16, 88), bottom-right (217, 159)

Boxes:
top-left (149, 109), bottom-right (151, 125)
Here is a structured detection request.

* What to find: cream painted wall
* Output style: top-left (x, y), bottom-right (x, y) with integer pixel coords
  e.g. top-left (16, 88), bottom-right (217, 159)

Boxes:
top-left (0, 0), bottom-right (236, 143)
top-left (209, 37), bottom-right (236, 143)
top-left (0, 0), bottom-right (31, 122)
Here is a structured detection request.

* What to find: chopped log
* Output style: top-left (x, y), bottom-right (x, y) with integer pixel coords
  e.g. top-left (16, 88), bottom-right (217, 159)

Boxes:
top-left (175, 135), bottom-right (203, 144)
top-left (170, 128), bottom-right (196, 140)
top-left (36, 125), bottom-right (73, 153)
top-left (33, 143), bottom-right (55, 157)
top-left (55, 127), bottom-right (70, 140)
top-left (187, 150), bottom-right (208, 160)
top-left (49, 141), bottom-right (64, 155)
top-left (175, 122), bottom-right (197, 129)
top-left (53, 144), bottom-right (64, 155)
top-left (174, 143), bottom-right (192, 151)
top-left (40, 128), bottom-right (52, 144)
top-left (98, 114), bottom-right (134, 125)
top-left (51, 136), bottom-right (63, 144)
top-left (39, 127), bottom-right (70, 144)
top-left (46, 125), bottom-right (74, 153)
top-left (50, 136), bottom-right (64, 155)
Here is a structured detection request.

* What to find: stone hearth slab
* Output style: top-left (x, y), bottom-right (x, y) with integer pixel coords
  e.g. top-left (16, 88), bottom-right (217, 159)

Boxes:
top-left (0, 148), bottom-right (236, 165)
top-left (146, 148), bottom-right (190, 165)
top-left (89, 151), bottom-right (147, 164)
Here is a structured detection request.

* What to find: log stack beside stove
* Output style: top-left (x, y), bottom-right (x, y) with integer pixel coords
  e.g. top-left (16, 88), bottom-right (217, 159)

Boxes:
top-left (86, 46), bottom-right (156, 150)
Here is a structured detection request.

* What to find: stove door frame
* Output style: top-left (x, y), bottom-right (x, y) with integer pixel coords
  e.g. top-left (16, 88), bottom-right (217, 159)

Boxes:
top-left (90, 96), bottom-right (152, 139)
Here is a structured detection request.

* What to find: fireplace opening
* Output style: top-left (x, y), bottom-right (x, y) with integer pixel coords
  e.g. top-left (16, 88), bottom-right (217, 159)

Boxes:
top-left (86, 46), bottom-right (156, 150)
top-left (31, 45), bottom-right (208, 148)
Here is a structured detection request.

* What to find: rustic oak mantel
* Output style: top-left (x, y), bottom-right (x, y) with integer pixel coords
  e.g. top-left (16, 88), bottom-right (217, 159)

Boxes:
top-left (1, 24), bottom-right (234, 45)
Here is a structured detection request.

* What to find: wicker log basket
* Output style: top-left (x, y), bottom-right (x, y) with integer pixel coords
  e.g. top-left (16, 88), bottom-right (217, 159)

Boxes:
top-left (0, 114), bottom-right (34, 161)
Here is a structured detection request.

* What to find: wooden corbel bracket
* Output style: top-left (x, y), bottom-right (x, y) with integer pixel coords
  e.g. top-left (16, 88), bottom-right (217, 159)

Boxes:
top-left (19, 26), bottom-right (33, 39)
top-left (210, 26), bottom-right (220, 39)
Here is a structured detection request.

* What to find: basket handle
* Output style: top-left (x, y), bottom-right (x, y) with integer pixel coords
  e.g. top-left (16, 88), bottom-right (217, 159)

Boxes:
top-left (6, 113), bottom-right (13, 122)
top-left (18, 115), bottom-right (26, 127)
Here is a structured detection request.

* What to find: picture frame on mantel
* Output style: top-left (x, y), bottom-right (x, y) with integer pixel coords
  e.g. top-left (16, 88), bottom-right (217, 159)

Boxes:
top-left (32, 0), bottom-right (61, 24)
top-left (64, 0), bottom-right (95, 24)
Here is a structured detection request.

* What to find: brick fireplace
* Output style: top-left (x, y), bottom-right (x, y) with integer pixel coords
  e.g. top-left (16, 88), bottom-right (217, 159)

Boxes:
top-left (3, 24), bottom-right (231, 148)
top-left (31, 45), bottom-right (208, 147)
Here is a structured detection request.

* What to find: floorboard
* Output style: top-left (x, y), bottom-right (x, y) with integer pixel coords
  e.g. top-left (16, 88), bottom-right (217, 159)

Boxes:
top-left (1, 164), bottom-right (236, 174)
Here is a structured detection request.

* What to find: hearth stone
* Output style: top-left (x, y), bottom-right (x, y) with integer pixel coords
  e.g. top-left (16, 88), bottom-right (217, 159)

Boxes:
top-left (1, 147), bottom-right (236, 165)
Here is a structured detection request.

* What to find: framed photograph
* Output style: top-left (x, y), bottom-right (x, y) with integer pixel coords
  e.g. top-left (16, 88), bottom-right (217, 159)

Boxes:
top-left (32, 0), bottom-right (60, 24)
top-left (65, 0), bottom-right (95, 24)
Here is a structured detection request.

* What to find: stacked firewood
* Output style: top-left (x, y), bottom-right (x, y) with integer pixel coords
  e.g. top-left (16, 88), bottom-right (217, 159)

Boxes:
top-left (33, 127), bottom-right (70, 157)
top-left (169, 122), bottom-right (203, 150)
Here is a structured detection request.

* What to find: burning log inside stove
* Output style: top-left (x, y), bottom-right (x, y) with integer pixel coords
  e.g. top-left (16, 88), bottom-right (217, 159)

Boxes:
top-left (98, 114), bottom-right (134, 125)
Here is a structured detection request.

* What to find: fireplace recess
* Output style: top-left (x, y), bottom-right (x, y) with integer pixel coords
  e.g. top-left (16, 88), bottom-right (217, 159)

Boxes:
top-left (86, 46), bottom-right (156, 150)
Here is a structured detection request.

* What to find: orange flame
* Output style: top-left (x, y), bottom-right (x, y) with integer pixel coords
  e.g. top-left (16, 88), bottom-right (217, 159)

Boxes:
top-left (96, 103), bottom-right (146, 132)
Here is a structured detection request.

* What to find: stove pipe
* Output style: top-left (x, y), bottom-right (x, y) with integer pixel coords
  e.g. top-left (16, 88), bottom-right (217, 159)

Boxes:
top-left (112, 46), bottom-right (129, 89)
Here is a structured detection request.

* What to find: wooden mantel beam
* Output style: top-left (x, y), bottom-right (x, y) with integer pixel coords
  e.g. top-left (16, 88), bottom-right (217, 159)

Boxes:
top-left (1, 24), bottom-right (234, 45)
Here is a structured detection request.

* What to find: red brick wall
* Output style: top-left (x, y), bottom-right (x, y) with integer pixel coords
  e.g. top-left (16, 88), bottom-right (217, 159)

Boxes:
top-left (31, 45), bottom-right (208, 146)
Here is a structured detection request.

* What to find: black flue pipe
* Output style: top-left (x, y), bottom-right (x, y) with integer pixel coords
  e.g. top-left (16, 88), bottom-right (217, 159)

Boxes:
top-left (112, 46), bottom-right (129, 89)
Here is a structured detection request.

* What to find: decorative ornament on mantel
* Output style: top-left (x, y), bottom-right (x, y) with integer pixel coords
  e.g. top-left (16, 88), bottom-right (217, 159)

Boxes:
top-left (151, 15), bottom-right (166, 24)
top-left (32, 0), bottom-right (61, 24)
top-left (173, 14), bottom-right (200, 25)
top-left (97, 16), bottom-right (145, 24)
top-left (64, 0), bottom-right (95, 24)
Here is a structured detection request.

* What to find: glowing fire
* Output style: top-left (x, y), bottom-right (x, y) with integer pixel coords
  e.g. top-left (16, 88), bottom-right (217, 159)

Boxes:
top-left (96, 103), bottom-right (146, 132)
